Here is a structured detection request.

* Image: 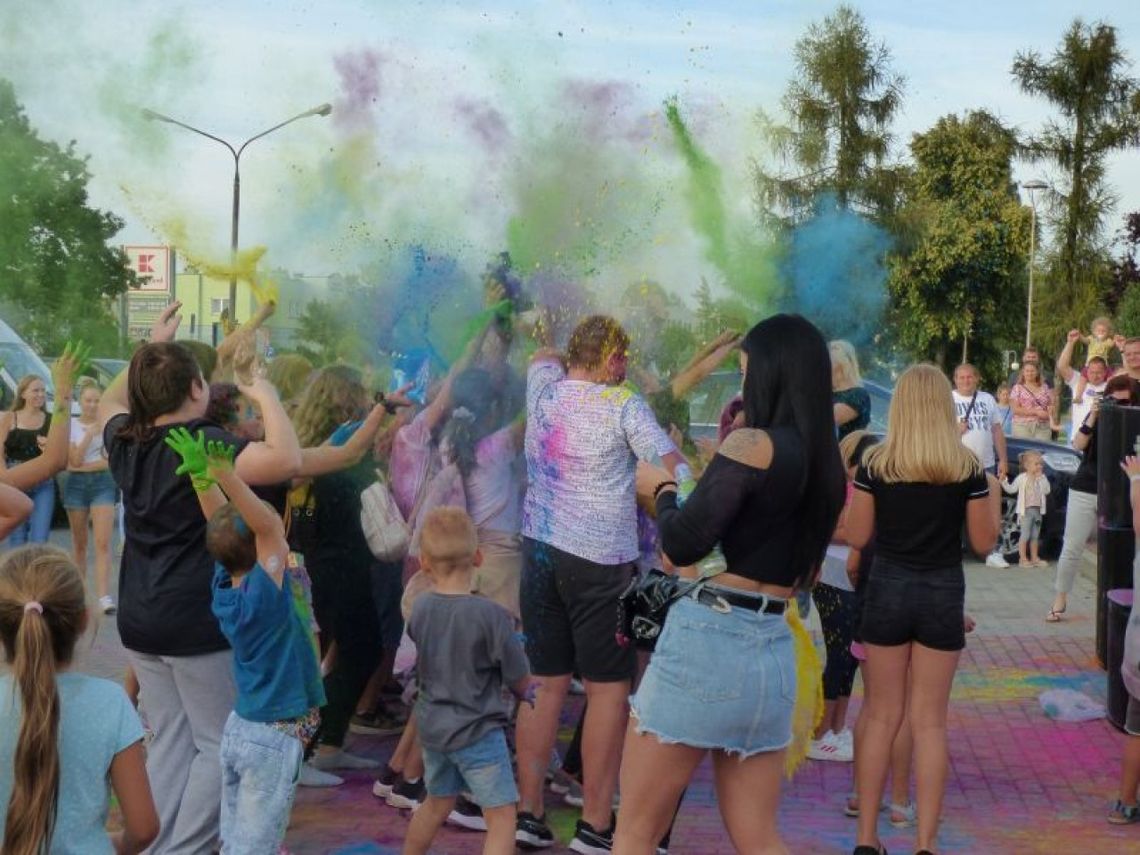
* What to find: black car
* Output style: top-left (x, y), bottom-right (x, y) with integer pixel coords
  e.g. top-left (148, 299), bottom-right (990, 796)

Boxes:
top-left (687, 374), bottom-right (1081, 561)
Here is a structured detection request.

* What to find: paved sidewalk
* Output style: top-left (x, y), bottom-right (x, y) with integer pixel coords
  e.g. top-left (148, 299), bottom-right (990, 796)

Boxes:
top-left (68, 527), bottom-right (1135, 854)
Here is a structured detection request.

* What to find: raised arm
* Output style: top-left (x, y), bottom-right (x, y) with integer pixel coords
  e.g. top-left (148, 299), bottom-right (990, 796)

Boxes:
top-left (670, 331), bottom-right (742, 399)
top-left (100, 302), bottom-right (183, 427)
top-left (1, 343), bottom-right (84, 489)
top-left (298, 403), bottom-right (387, 478)
top-left (209, 441), bottom-right (289, 586)
top-left (1056, 330), bottom-right (1080, 385)
top-left (419, 318), bottom-right (496, 434)
top-left (164, 427), bottom-right (227, 520)
top-left (232, 377), bottom-right (302, 486)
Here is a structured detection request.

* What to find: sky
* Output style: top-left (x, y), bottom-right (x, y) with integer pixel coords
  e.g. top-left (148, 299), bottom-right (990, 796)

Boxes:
top-left (2, 0), bottom-right (1139, 304)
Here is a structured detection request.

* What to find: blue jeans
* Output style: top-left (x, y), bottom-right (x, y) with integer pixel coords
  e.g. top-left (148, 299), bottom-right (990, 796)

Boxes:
top-left (219, 712), bottom-right (303, 854)
top-left (6, 476), bottom-right (55, 546)
top-left (421, 728), bottom-right (519, 808)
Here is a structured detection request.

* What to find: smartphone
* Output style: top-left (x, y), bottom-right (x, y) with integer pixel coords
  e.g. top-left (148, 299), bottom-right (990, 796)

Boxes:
top-left (391, 350), bottom-right (432, 405)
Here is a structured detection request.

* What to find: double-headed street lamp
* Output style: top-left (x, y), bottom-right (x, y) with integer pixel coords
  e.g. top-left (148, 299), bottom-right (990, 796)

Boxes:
top-left (1020, 179), bottom-right (1048, 349)
top-left (141, 103), bottom-right (332, 323)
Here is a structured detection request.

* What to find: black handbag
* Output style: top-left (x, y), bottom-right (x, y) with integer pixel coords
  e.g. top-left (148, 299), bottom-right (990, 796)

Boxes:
top-left (616, 568), bottom-right (716, 651)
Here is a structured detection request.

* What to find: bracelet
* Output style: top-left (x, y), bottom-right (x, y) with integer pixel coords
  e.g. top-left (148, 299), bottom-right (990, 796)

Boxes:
top-left (653, 480), bottom-right (678, 499)
top-left (1079, 424), bottom-right (1093, 436)
top-left (1131, 475), bottom-right (1140, 484)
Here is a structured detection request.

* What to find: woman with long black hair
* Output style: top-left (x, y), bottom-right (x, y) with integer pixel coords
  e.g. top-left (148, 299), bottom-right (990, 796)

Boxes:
top-left (616, 314), bottom-right (846, 854)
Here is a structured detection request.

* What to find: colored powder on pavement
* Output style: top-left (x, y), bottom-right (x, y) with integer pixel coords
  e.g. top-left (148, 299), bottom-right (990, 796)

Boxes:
top-left (952, 666), bottom-right (1103, 703)
top-left (663, 97), bottom-right (781, 312)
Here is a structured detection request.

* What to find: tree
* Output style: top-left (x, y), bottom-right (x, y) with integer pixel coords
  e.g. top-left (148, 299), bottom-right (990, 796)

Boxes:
top-left (0, 79), bottom-right (134, 354)
top-left (1012, 20), bottom-right (1140, 328)
top-left (1108, 210), bottom-right (1140, 316)
top-left (756, 4), bottom-right (905, 222)
top-left (293, 298), bottom-right (354, 366)
top-left (887, 112), bottom-right (1031, 381)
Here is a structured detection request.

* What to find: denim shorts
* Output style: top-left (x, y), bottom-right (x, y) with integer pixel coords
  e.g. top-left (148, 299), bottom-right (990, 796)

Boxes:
top-left (61, 469), bottom-right (117, 510)
top-left (421, 727), bottom-right (518, 808)
top-left (859, 558), bottom-right (966, 652)
top-left (630, 593), bottom-right (796, 758)
top-left (219, 712), bottom-right (304, 854)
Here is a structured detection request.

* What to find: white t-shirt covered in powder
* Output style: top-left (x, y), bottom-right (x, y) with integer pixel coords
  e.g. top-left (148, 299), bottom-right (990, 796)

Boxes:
top-left (522, 359), bottom-right (676, 565)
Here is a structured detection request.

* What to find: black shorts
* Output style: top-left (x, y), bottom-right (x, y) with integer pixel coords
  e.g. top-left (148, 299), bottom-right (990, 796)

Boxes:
top-left (520, 537), bottom-right (637, 682)
top-left (859, 558), bottom-right (966, 652)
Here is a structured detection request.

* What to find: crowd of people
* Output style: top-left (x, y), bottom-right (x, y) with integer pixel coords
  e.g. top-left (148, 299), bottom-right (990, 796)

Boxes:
top-left (0, 296), bottom-right (1139, 855)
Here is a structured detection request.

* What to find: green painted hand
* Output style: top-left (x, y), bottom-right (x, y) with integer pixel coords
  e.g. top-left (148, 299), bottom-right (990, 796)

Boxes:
top-left (164, 427), bottom-right (213, 491)
top-left (205, 440), bottom-right (236, 476)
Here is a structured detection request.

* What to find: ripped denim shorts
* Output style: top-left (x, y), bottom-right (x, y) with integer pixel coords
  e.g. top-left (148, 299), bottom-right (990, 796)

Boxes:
top-left (629, 592), bottom-right (795, 757)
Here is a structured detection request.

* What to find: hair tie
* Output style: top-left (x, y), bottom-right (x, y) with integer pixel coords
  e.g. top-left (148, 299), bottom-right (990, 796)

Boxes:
top-left (452, 407), bottom-right (476, 423)
top-left (23, 601), bottom-right (43, 615)
top-left (233, 516), bottom-right (249, 537)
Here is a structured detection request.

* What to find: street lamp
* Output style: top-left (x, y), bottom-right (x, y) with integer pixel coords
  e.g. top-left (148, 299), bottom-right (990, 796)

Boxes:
top-left (141, 103), bottom-right (332, 323)
top-left (1020, 179), bottom-right (1048, 349)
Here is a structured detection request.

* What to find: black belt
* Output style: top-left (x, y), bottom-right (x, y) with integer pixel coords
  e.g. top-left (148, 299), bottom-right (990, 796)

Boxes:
top-left (693, 584), bottom-right (787, 615)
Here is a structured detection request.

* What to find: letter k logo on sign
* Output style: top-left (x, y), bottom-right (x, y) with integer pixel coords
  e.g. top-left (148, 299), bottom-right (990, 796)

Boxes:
top-left (138, 254), bottom-right (155, 274)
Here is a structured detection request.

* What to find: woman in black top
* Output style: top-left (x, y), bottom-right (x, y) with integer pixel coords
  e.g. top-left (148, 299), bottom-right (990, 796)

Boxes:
top-left (1050, 373), bottom-right (1140, 621)
top-left (846, 364), bottom-right (998, 855)
top-left (831, 339), bottom-right (871, 442)
top-left (0, 374), bottom-right (54, 544)
top-left (616, 315), bottom-right (845, 854)
top-left (98, 302), bottom-right (302, 854)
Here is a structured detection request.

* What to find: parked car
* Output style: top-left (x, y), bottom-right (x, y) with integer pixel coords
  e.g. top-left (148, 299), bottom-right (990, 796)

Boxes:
top-left (688, 373), bottom-right (1081, 561)
top-left (0, 318), bottom-right (58, 411)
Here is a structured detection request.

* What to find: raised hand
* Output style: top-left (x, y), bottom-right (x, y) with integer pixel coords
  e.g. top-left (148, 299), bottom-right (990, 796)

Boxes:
top-left (50, 340), bottom-right (91, 404)
top-left (1121, 455), bottom-right (1140, 480)
top-left (205, 440), bottom-right (237, 476)
top-left (151, 302), bottom-right (183, 343)
top-left (1067, 329), bottom-right (1081, 343)
top-left (164, 427), bottom-right (212, 491)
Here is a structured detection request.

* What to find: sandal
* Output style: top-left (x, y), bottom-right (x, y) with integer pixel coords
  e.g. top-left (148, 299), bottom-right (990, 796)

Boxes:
top-left (852, 846), bottom-right (887, 855)
top-left (1034, 559), bottom-right (1050, 567)
top-left (1108, 799), bottom-right (1140, 825)
top-left (1045, 606), bottom-right (1066, 623)
top-left (888, 801), bottom-right (916, 828)
top-left (845, 793), bottom-right (889, 819)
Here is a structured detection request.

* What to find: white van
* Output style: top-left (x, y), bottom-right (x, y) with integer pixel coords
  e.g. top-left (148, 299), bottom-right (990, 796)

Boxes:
top-left (0, 318), bottom-right (57, 411)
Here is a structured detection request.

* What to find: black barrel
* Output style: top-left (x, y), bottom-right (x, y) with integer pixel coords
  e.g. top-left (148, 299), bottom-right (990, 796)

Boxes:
top-left (1107, 588), bottom-right (1133, 731)
top-left (1096, 400), bottom-right (1140, 666)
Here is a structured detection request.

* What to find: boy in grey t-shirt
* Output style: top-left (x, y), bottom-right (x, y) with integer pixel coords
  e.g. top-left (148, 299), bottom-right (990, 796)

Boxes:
top-left (403, 508), bottom-right (534, 855)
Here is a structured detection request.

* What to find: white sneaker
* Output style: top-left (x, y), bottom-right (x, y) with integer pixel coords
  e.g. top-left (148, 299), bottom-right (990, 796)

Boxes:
top-left (985, 553), bottom-right (1010, 568)
top-left (298, 763), bottom-right (343, 787)
top-left (807, 731), bottom-right (853, 762)
top-left (836, 728), bottom-right (854, 753)
top-left (99, 595), bottom-right (117, 614)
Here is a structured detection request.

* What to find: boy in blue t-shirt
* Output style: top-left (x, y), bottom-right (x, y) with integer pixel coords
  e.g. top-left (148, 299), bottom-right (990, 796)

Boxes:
top-left (166, 429), bottom-right (324, 854)
top-left (403, 507), bottom-right (535, 855)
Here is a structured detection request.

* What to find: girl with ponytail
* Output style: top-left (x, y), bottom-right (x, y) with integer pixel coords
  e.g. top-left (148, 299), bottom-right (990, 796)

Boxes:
top-left (0, 545), bottom-right (158, 854)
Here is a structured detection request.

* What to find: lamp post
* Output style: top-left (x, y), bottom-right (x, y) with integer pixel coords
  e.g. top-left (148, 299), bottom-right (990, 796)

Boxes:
top-left (141, 103), bottom-right (332, 323)
top-left (1020, 179), bottom-right (1048, 349)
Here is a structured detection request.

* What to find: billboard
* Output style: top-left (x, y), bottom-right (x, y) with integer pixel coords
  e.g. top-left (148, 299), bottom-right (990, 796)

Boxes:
top-left (124, 245), bottom-right (173, 293)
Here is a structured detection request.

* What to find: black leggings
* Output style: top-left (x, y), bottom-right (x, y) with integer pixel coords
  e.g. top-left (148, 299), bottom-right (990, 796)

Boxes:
top-left (812, 582), bottom-right (859, 700)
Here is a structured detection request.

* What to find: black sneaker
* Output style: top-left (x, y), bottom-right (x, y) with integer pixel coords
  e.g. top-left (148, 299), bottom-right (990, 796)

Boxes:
top-left (515, 811), bottom-right (554, 849)
top-left (569, 816), bottom-right (615, 854)
top-left (370, 764), bottom-right (400, 799)
top-left (350, 703), bottom-right (408, 736)
top-left (446, 794), bottom-right (487, 831)
top-left (385, 776), bottom-right (425, 810)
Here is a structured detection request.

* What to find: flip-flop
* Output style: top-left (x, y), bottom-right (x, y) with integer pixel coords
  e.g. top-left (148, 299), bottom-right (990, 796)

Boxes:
top-left (1046, 609), bottom-right (1064, 622)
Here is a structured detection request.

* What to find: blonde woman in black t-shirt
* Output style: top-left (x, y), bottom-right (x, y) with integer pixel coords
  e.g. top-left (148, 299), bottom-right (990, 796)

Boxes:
top-left (846, 364), bottom-right (999, 855)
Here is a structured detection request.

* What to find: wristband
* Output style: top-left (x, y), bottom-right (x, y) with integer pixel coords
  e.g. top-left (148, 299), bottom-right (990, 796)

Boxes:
top-left (1079, 424), bottom-right (1093, 436)
top-left (1131, 475), bottom-right (1140, 484)
top-left (653, 480), bottom-right (678, 499)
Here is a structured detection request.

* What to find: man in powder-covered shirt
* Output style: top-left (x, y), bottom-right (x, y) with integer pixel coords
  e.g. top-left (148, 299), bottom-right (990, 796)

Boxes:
top-left (513, 315), bottom-right (684, 852)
